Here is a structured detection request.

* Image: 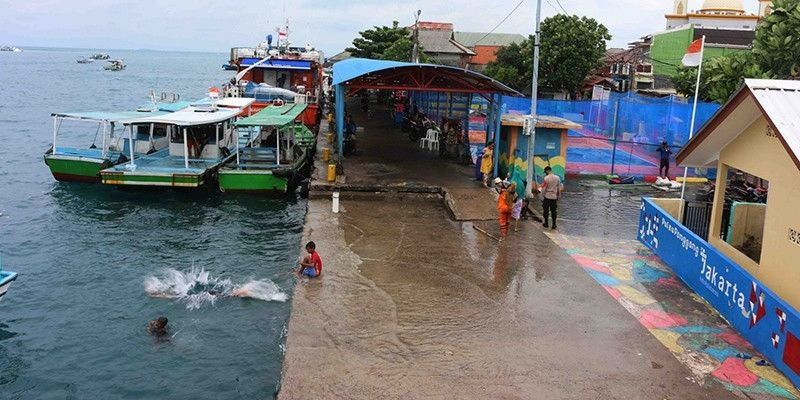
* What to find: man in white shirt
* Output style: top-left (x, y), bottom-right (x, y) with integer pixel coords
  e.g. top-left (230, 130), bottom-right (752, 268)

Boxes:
top-left (540, 166), bottom-right (562, 229)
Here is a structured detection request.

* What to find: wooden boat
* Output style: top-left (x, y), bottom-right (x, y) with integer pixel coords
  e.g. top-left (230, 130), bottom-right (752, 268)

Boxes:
top-left (44, 106), bottom-right (187, 183)
top-left (104, 59), bottom-right (126, 71)
top-left (0, 256), bottom-right (17, 302)
top-left (219, 103), bottom-right (315, 193)
top-left (99, 98), bottom-right (254, 188)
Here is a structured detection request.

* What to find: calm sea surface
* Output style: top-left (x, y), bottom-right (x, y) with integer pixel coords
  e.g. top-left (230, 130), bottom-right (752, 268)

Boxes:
top-left (0, 48), bottom-right (305, 399)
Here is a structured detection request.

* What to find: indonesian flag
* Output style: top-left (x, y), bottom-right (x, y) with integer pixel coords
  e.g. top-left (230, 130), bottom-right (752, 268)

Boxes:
top-left (278, 30), bottom-right (287, 39)
top-left (682, 39), bottom-right (704, 67)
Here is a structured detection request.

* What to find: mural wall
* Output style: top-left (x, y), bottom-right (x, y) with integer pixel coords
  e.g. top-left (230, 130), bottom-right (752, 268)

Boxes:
top-left (639, 198), bottom-right (800, 389)
top-left (498, 125), bottom-right (567, 196)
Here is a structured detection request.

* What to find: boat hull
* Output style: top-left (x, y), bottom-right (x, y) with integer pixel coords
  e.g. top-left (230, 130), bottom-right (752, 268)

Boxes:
top-left (218, 169), bottom-right (288, 193)
top-left (0, 272), bottom-right (18, 301)
top-left (44, 155), bottom-right (109, 183)
top-left (100, 171), bottom-right (205, 188)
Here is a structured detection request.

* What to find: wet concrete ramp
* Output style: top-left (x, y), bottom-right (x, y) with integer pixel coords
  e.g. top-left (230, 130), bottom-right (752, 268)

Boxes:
top-left (444, 187), bottom-right (498, 221)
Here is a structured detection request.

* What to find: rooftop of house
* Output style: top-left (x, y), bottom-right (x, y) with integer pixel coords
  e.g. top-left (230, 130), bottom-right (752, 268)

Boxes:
top-left (678, 79), bottom-right (800, 170)
top-left (453, 32), bottom-right (527, 48)
top-left (417, 29), bottom-right (475, 55)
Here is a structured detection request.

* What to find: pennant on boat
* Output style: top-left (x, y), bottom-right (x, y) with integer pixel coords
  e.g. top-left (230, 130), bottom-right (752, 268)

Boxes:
top-left (681, 39), bottom-right (704, 67)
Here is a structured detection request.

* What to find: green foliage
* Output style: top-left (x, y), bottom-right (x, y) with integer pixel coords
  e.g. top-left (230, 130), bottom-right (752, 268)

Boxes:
top-left (484, 15), bottom-right (611, 98)
top-left (674, 0), bottom-right (800, 103)
top-left (754, 0), bottom-right (800, 78)
top-left (345, 21), bottom-right (430, 62)
top-left (673, 52), bottom-right (771, 103)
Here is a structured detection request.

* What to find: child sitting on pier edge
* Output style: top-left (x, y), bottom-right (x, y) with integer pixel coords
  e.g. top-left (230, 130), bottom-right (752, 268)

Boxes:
top-left (298, 241), bottom-right (323, 278)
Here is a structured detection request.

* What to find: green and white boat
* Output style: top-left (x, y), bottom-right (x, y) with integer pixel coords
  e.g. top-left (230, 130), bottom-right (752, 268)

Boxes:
top-left (44, 106), bottom-right (187, 183)
top-left (219, 103), bottom-right (315, 193)
top-left (99, 103), bottom-right (250, 188)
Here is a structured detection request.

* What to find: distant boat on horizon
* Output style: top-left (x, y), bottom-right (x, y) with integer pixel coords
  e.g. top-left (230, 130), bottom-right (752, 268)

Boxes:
top-left (76, 56), bottom-right (94, 64)
top-left (0, 45), bottom-right (22, 53)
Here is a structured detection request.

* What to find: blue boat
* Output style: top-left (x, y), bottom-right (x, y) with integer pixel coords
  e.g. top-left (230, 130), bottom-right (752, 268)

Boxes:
top-left (0, 256), bottom-right (17, 301)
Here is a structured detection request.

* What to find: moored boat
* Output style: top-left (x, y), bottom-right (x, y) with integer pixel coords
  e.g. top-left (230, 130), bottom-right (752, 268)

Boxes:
top-left (222, 24), bottom-right (324, 130)
top-left (45, 98), bottom-right (189, 183)
top-left (90, 53), bottom-right (110, 60)
top-left (0, 256), bottom-right (17, 302)
top-left (219, 103), bottom-right (315, 193)
top-left (76, 56), bottom-right (94, 64)
top-left (99, 98), bottom-right (254, 188)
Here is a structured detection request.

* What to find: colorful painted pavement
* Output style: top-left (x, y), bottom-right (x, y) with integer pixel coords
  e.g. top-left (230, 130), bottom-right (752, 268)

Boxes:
top-left (546, 232), bottom-right (800, 399)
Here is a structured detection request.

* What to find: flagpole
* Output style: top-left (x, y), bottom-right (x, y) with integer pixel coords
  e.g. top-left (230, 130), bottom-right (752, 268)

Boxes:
top-left (679, 35), bottom-right (705, 212)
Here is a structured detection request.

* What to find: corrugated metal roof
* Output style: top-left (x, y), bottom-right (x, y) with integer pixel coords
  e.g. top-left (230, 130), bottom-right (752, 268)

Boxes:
top-left (453, 32), bottom-right (526, 47)
top-left (418, 30), bottom-right (475, 55)
top-left (748, 79), bottom-right (800, 166)
top-left (235, 103), bottom-right (308, 127)
top-left (677, 79), bottom-right (800, 170)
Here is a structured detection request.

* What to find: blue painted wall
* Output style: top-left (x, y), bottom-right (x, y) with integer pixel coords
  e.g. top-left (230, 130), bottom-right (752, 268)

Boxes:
top-left (639, 198), bottom-right (800, 388)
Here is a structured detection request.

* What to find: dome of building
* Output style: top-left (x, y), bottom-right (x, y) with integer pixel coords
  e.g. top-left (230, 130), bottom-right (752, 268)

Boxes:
top-left (700, 0), bottom-right (745, 12)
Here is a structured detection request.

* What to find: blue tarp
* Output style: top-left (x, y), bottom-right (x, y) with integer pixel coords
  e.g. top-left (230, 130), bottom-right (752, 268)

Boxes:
top-left (331, 58), bottom-right (519, 95)
top-left (239, 58), bottom-right (311, 70)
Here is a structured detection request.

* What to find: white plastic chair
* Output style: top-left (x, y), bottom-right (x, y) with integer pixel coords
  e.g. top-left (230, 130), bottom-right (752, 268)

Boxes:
top-left (423, 128), bottom-right (439, 151)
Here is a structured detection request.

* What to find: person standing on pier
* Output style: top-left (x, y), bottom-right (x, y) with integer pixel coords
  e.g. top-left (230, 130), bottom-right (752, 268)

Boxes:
top-left (656, 141), bottom-right (672, 179)
top-left (540, 166), bottom-right (562, 230)
top-left (480, 142), bottom-right (494, 187)
top-left (498, 183), bottom-right (514, 237)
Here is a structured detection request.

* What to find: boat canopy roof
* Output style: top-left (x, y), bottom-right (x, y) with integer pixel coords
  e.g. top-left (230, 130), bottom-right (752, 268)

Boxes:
top-left (192, 97), bottom-right (256, 109)
top-left (122, 107), bottom-right (241, 126)
top-left (235, 103), bottom-right (308, 127)
top-left (51, 110), bottom-right (171, 123)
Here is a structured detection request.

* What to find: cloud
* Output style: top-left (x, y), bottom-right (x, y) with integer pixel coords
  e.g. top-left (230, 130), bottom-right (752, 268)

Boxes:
top-left (0, 0), bottom-right (764, 54)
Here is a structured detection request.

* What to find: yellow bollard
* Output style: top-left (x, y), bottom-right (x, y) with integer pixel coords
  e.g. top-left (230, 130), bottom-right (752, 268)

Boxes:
top-left (322, 148), bottom-right (330, 162)
top-left (326, 132), bottom-right (334, 144)
top-left (327, 163), bottom-right (336, 182)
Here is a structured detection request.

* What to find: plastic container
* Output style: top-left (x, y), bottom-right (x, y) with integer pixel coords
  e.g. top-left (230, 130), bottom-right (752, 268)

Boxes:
top-left (327, 163), bottom-right (336, 182)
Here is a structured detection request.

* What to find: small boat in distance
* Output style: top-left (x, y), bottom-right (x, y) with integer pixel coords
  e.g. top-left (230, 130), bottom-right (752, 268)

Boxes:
top-left (90, 53), bottom-right (110, 60)
top-left (76, 57), bottom-right (94, 64)
top-left (0, 45), bottom-right (22, 52)
top-left (222, 63), bottom-right (237, 70)
top-left (0, 255), bottom-right (17, 302)
top-left (104, 59), bottom-right (126, 71)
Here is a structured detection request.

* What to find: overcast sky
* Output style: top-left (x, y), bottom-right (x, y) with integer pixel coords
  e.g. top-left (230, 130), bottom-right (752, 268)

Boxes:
top-left (2, 0), bottom-right (761, 55)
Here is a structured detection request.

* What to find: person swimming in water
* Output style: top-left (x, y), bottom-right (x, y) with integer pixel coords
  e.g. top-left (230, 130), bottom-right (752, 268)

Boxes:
top-left (147, 316), bottom-right (169, 338)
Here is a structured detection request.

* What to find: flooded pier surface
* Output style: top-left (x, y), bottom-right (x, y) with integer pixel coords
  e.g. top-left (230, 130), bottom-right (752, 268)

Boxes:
top-left (279, 106), bottom-right (734, 399)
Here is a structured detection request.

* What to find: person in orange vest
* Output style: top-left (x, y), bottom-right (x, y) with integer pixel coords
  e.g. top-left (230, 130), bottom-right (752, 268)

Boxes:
top-left (498, 184), bottom-right (514, 237)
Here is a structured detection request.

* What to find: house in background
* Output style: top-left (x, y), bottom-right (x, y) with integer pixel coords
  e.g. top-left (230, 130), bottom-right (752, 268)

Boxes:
top-left (650, 0), bottom-right (772, 79)
top-left (411, 22), bottom-right (475, 68)
top-left (453, 32), bottom-right (527, 72)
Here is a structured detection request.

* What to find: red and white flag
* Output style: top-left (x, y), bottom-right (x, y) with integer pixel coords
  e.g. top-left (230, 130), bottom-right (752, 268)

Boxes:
top-left (682, 39), bottom-right (704, 67)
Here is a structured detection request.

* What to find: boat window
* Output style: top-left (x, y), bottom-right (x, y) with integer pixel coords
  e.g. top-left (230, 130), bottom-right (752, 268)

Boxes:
top-left (171, 127), bottom-right (184, 143)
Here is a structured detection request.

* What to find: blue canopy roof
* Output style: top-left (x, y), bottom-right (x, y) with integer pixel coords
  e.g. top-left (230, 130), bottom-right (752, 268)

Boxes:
top-left (331, 58), bottom-right (521, 95)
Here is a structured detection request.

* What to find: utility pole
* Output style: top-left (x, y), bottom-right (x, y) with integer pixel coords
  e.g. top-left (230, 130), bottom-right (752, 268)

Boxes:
top-left (412, 10), bottom-right (421, 63)
top-left (525, 0), bottom-right (542, 198)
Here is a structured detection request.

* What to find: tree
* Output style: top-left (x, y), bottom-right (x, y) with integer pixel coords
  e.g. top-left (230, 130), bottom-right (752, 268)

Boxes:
top-left (484, 15), bottom-right (611, 98)
top-left (673, 52), bottom-right (770, 104)
top-left (345, 21), bottom-right (430, 62)
top-left (753, 0), bottom-right (800, 78)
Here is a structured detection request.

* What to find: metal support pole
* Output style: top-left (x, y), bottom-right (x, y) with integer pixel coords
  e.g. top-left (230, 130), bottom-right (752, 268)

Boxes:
top-left (609, 100), bottom-right (620, 175)
top-left (335, 84), bottom-right (345, 157)
top-left (183, 127), bottom-right (189, 169)
top-left (215, 123), bottom-right (220, 158)
top-left (52, 116), bottom-right (58, 155)
top-left (679, 35), bottom-right (706, 207)
top-left (235, 128), bottom-right (240, 166)
top-left (526, 0), bottom-right (542, 198)
top-left (128, 126), bottom-right (135, 167)
top-left (149, 123), bottom-right (155, 151)
top-left (277, 127), bottom-right (281, 166)
top-left (492, 96), bottom-right (501, 179)
top-left (101, 120), bottom-right (107, 158)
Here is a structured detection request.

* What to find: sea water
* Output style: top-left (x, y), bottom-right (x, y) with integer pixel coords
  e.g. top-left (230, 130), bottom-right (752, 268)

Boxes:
top-left (0, 48), bottom-right (305, 398)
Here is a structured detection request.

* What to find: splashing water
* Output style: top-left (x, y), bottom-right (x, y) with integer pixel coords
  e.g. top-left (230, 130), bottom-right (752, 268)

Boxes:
top-left (144, 267), bottom-right (287, 310)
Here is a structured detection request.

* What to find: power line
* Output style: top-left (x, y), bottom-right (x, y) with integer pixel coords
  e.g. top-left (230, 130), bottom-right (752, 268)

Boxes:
top-left (553, 0), bottom-right (569, 14)
top-left (474, 0), bottom-right (526, 45)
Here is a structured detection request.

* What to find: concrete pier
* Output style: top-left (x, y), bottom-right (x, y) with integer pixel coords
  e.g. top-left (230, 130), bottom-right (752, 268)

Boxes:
top-left (279, 107), bottom-right (733, 399)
